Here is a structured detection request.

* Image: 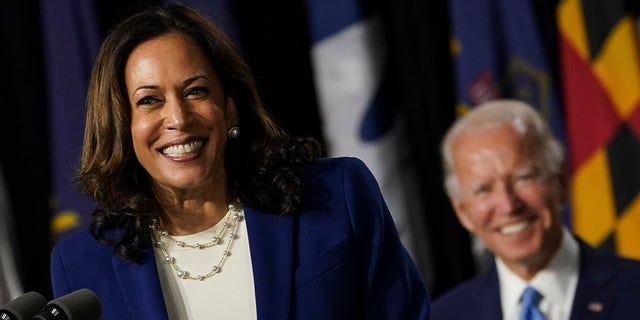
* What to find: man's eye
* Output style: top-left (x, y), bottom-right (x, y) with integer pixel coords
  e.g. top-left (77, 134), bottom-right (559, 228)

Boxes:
top-left (472, 185), bottom-right (492, 195)
top-left (514, 168), bottom-right (540, 182)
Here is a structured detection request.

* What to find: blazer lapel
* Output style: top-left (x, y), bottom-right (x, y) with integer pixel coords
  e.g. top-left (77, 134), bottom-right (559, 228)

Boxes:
top-left (570, 241), bottom-right (614, 320)
top-left (470, 265), bottom-right (503, 320)
top-left (107, 208), bottom-right (296, 320)
top-left (245, 207), bottom-right (295, 320)
top-left (112, 248), bottom-right (169, 319)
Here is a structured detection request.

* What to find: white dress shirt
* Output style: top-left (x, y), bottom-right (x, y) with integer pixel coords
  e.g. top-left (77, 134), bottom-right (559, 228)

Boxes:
top-left (497, 227), bottom-right (579, 320)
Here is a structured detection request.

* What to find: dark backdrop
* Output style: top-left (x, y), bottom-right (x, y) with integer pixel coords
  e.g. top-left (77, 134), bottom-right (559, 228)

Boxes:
top-left (2, 0), bottom-right (569, 300)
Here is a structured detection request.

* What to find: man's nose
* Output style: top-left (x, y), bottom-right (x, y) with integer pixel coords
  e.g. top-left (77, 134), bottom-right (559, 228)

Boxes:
top-left (494, 183), bottom-right (524, 213)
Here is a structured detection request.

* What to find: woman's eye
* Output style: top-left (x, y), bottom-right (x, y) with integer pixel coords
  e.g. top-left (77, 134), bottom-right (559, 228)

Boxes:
top-left (137, 96), bottom-right (160, 106)
top-left (185, 87), bottom-right (209, 98)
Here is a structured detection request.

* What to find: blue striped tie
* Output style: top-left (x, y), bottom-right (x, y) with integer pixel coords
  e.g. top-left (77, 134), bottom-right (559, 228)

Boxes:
top-left (520, 286), bottom-right (545, 320)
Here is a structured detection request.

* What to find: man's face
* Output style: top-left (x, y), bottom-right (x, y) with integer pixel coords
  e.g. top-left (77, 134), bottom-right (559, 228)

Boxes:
top-left (449, 124), bottom-right (564, 275)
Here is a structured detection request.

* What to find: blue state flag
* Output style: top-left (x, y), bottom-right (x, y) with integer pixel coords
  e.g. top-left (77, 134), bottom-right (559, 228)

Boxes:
top-left (449, 0), bottom-right (564, 143)
top-left (40, 1), bottom-right (101, 241)
top-left (174, 0), bottom-right (238, 42)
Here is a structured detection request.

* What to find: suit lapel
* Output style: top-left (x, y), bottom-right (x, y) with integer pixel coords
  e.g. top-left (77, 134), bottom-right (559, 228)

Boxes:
top-left (570, 240), bottom-right (614, 320)
top-left (112, 248), bottom-right (169, 319)
top-left (470, 265), bottom-right (503, 320)
top-left (245, 207), bottom-right (295, 320)
top-left (107, 208), bottom-right (296, 320)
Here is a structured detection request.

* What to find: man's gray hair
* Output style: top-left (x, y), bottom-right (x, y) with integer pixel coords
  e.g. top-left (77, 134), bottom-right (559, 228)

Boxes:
top-left (441, 99), bottom-right (564, 199)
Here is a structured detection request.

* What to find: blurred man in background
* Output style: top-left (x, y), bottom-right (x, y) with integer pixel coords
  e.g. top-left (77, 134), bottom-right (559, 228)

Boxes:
top-left (432, 99), bottom-right (640, 320)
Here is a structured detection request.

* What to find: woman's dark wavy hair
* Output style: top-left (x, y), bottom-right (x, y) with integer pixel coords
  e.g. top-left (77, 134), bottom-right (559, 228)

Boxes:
top-left (75, 2), bottom-right (323, 262)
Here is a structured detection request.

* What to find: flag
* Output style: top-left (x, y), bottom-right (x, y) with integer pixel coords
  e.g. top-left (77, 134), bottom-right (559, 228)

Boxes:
top-left (448, 0), bottom-right (564, 269)
top-left (0, 165), bottom-right (22, 303)
top-left (557, 0), bottom-right (640, 259)
top-left (174, 0), bottom-right (238, 42)
top-left (449, 0), bottom-right (564, 140)
top-left (40, 1), bottom-right (101, 241)
top-left (305, 0), bottom-right (432, 278)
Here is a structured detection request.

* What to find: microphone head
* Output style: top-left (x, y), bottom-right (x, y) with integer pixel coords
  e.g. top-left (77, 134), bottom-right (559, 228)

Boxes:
top-left (35, 289), bottom-right (101, 320)
top-left (0, 291), bottom-right (47, 320)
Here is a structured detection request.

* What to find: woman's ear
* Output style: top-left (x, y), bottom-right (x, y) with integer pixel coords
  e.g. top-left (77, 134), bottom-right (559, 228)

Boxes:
top-left (225, 96), bottom-right (238, 127)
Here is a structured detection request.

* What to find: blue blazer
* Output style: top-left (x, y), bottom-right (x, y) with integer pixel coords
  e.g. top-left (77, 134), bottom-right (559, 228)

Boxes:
top-left (431, 239), bottom-right (640, 319)
top-left (50, 157), bottom-right (430, 320)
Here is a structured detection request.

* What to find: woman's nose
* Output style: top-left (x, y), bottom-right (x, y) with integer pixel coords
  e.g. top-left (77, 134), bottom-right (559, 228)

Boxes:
top-left (163, 97), bottom-right (192, 130)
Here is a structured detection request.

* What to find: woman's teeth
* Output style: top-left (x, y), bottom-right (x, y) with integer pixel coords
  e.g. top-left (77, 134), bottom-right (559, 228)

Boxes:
top-left (162, 140), bottom-right (203, 156)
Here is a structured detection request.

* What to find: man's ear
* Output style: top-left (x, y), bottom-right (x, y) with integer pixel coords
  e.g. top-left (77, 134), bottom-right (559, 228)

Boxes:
top-left (559, 165), bottom-right (570, 204)
top-left (549, 170), bottom-right (569, 214)
top-left (450, 197), bottom-right (476, 233)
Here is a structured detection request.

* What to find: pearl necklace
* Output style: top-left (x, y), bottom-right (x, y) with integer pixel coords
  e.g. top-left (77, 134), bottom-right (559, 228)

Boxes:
top-left (150, 201), bottom-right (243, 281)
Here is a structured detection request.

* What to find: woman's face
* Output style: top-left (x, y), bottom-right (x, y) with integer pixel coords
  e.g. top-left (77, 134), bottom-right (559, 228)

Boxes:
top-left (125, 32), bottom-right (237, 194)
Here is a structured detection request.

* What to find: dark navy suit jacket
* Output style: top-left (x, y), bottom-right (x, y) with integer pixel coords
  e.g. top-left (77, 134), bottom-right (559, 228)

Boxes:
top-left (50, 157), bottom-right (430, 320)
top-left (431, 239), bottom-right (640, 319)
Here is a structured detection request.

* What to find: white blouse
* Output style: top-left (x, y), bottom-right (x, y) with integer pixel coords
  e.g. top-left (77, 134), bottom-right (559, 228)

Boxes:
top-left (153, 208), bottom-right (256, 320)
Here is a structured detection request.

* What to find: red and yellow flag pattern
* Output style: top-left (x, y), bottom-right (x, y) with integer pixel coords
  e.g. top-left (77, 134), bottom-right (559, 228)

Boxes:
top-left (557, 0), bottom-right (640, 258)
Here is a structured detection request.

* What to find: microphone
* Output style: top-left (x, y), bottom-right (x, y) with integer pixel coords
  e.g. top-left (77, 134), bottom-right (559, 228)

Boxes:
top-left (31, 289), bottom-right (101, 320)
top-left (0, 291), bottom-right (48, 320)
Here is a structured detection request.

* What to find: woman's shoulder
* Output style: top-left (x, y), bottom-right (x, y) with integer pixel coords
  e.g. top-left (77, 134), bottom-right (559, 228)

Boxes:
top-left (52, 228), bottom-right (111, 257)
top-left (304, 156), bottom-right (369, 174)
top-left (55, 228), bottom-right (94, 246)
top-left (302, 156), bottom-right (377, 185)
top-left (300, 156), bottom-right (381, 201)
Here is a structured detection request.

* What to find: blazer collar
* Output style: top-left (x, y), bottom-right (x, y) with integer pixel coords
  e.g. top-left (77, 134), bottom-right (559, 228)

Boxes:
top-left (569, 239), bottom-right (615, 320)
top-left (245, 207), bottom-right (295, 320)
top-left (469, 239), bottom-right (616, 320)
top-left (110, 207), bottom-right (296, 320)
top-left (112, 248), bottom-right (169, 319)
top-left (470, 264), bottom-right (503, 320)
top-left (244, 207), bottom-right (295, 320)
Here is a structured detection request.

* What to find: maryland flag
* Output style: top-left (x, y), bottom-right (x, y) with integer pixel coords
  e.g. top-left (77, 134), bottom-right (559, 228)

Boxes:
top-left (557, 0), bottom-right (640, 258)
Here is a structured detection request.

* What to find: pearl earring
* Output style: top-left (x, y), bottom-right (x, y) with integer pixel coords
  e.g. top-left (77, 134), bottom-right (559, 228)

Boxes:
top-left (227, 126), bottom-right (240, 139)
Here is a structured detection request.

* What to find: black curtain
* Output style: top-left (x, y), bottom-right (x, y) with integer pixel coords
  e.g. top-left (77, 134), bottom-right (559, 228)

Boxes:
top-left (1, 0), bottom-right (52, 299)
top-left (379, 0), bottom-right (476, 297)
top-left (233, 1), bottom-right (325, 145)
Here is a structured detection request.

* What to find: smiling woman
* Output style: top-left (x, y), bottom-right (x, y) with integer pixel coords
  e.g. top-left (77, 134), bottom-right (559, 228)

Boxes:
top-left (126, 33), bottom-right (236, 197)
top-left (46, 2), bottom-right (430, 319)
